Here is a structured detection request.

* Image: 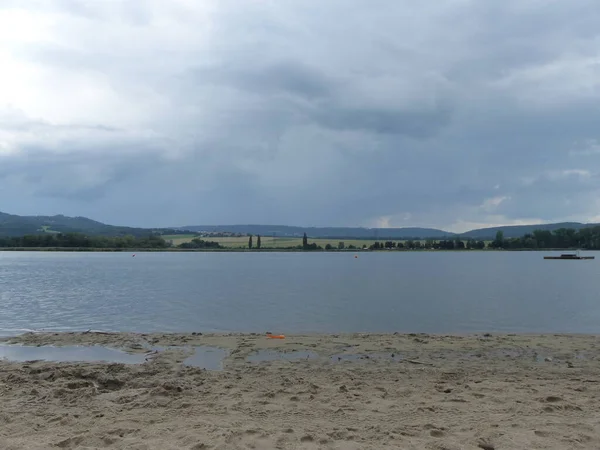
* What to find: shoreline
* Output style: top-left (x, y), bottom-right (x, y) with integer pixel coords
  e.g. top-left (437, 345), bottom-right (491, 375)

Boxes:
top-left (4, 331), bottom-right (600, 354)
top-left (1, 332), bottom-right (599, 449)
top-left (0, 247), bottom-right (594, 252)
top-left (3, 331), bottom-right (600, 365)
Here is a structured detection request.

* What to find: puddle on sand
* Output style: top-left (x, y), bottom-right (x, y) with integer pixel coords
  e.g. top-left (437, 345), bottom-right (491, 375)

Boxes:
top-left (0, 343), bottom-right (229, 370)
top-left (330, 353), bottom-right (403, 363)
top-left (0, 344), bottom-right (146, 364)
top-left (142, 343), bottom-right (228, 370)
top-left (247, 350), bottom-right (318, 363)
top-left (183, 347), bottom-right (228, 370)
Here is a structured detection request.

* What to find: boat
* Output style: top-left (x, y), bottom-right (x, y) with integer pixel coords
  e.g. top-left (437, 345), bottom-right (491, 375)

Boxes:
top-left (544, 251), bottom-right (595, 260)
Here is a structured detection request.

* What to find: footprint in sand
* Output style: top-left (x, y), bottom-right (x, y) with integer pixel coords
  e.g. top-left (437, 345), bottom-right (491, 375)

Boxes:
top-left (56, 436), bottom-right (84, 449)
top-left (478, 443), bottom-right (495, 450)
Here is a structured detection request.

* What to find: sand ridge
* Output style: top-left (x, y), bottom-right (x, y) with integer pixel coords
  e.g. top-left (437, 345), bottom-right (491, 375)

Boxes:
top-left (0, 333), bottom-right (599, 449)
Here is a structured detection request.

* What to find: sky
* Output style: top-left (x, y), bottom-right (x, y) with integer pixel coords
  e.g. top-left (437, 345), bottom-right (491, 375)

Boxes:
top-left (1, 1), bottom-right (600, 232)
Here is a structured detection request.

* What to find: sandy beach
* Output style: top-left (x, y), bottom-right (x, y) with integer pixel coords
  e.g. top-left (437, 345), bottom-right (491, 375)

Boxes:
top-left (0, 332), bottom-right (599, 449)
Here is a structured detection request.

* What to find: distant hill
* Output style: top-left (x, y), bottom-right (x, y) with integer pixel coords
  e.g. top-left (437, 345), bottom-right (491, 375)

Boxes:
top-left (2, 210), bottom-right (599, 241)
top-left (178, 224), bottom-right (455, 239)
top-left (180, 222), bottom-right (600, 240)
top-left (460, 222), bottom-right (600, 239)
top-left (0, 211), bottom-right (181, 238)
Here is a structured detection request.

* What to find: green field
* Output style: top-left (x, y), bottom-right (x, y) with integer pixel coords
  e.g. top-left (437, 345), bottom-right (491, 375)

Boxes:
top-left (161, 235), bottom-right (429, 249)
top-left (161, 234), bottom-right (201, 245)
top-left (40, 226), bottom-right (60, 234)
top-left (163, 235), bottom-right (305, 248)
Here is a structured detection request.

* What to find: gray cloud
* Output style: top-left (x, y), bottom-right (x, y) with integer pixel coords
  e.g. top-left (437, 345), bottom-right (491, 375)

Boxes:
top-left (1, 1), bottom-right (600, 230)
top-left (314, 105), bottom-right (453, 137)
top-left (194, 62), bottom-right (334, 100)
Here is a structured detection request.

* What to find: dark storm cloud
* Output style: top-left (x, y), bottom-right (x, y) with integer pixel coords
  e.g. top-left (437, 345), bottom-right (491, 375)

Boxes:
top-left (314, 105), bottom-right (452, 137)
top-left (190, 61), bottom-right (453, 138)
top-left (193, 62), bottom-right (334, 100)
top-left (0, 145), bottom-right (161, 202)
top-left (1, 1), bottom-right (600, 230)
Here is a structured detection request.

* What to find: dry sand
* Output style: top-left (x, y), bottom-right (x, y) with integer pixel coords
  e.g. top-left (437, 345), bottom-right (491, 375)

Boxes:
top-left (1, 332), bottom-right (599, 449)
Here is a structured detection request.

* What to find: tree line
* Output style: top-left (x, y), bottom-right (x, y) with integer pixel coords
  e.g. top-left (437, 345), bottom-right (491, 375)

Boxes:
top-left (177, 238), bottom-right (223, 249)
top-left (365, 239), bottom-right (487, 250)
top-left (196, 225), bottom-right (600, 251)
top-left (488, 227), bottom-right (600, 250)
top-left (3, 225), bottom-right (600, 250)
top-left (0, 233), bottom-right (223, 250)
top-left (0, 233), bottom-right (171, 249)
top-left (259, 226), bottom-right (600, 251)
top-left (361, 226), bottom-right (600, 250)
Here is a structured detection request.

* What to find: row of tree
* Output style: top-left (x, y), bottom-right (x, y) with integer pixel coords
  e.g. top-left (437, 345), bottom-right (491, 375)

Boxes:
top-left (359, 226), bottom-right (600, 251)
top-left (248, 235), bottom-right (261, 249)
top-left (178, 238), bottom-right (222, 249)
top-left (3, 226), bottom-right (600, 250)
top-left (0, 233), bottom-right (170, 249)
top-left (367, 239), bottom-right (486, 250)
top-left (0, 233), bottom-right (225, 250)
top-left (247, 233), bottom-right (322, 250)
top-left (242, 227), bottom-right (600, 251)
top-left (489, 227), bottom-right (600, 249)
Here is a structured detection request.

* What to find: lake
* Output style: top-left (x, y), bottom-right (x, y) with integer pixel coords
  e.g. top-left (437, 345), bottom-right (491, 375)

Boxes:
top-left (0, 251), bottom-right (599, 335)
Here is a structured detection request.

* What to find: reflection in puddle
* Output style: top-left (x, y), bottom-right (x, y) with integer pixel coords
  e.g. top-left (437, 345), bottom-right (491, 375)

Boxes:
top-left (183, 347), bottom-right (228, 370)
top-left (0, 343), bottom-right (229, 370)
top-left (143, 343), bottom-right (228, 370)
top-left (0, 344), bottom-right (146, 364)
top-left (247, 350), bottom-right (318, 363)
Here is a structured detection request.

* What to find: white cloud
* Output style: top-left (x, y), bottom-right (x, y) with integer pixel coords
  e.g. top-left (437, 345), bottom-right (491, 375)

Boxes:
top-left (491, 55), bottom-right (600, 107)
top-left (570, 139), bottom-right (600, 156)
top-left (480, 195), bottom-right (510, 212)
top-left (547, 169), bottom-right (591, 181)
top-left (369, 216), bottom-right (392, 228)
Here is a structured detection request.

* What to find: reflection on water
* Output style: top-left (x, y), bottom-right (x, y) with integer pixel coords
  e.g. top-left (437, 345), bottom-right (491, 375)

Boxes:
top-left (0, 344), bottom-right (146, 364)
top-left (143, 343), bottom-right (228, 370)
top-left (0, 343), bottom-right (229, 370)
top-left (183, 347), bottom-right (228, 370)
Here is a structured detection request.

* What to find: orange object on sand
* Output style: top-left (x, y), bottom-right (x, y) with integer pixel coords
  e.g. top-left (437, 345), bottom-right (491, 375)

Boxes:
top-left (267, 334), bottom-right (285, 339)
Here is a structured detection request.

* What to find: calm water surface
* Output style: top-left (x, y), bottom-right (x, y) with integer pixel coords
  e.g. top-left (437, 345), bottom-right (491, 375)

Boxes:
top-left (0, 251), bottom-right (599, 334)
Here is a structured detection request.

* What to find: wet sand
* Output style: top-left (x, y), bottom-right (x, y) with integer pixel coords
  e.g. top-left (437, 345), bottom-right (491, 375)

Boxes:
top-left (1, 332), bottom-right (599, 449)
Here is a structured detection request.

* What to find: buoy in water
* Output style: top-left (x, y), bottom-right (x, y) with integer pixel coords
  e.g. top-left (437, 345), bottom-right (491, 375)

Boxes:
top-left (354, 255), bottom-right (358, 258)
